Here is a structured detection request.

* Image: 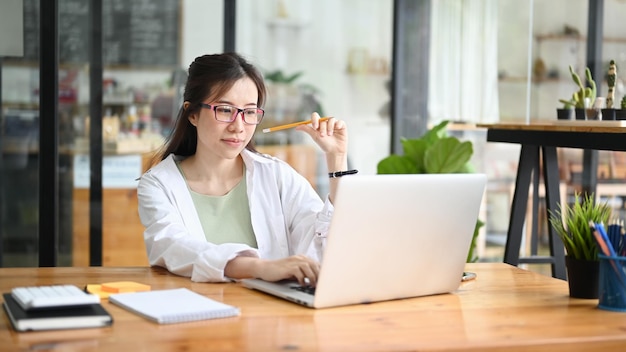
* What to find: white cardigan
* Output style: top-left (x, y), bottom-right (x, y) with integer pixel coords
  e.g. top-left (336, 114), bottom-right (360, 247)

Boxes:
top-left (137, 149), bottom-right (334, 282)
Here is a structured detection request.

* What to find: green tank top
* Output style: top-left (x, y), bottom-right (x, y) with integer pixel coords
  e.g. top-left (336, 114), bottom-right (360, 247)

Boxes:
top-left (177, 163), bottom-right (257, 248)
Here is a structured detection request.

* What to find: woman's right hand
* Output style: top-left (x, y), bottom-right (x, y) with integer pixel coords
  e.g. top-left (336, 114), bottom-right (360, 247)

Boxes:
top-left (256, 255), bottom-right (321, 286)
top-left (226, 255), bottom-right (320, 286)
top-left (296, 112), bottom-right (348, 157)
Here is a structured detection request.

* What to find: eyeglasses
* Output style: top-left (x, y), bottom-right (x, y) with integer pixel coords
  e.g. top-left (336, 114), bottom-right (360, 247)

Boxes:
top-left (199, 103), bottom-right (265, 125)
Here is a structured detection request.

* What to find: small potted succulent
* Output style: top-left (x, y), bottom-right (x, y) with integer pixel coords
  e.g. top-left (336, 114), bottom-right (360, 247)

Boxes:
top-left (602, 60), bottom-right (617, 120)
top-left (616, 95), bottom-right (626, 121)
top-left (557, 99), bottom-right (574, 120)
top-left (560, 65), bottom-right (596, 120)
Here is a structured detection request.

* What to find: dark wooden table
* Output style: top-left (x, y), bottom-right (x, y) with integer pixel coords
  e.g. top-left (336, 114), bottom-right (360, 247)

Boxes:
top-left (477, 120), bottom-right (626, 280)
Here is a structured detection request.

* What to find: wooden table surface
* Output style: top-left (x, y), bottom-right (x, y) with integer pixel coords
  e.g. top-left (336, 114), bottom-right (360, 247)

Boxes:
top-left (2, 263), bottom-right (626, 351)
top-left (477, 120), bottom-right (626, 133)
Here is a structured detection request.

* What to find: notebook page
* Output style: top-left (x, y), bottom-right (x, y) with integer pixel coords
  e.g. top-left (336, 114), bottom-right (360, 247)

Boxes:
top-left (108, 288), bottom-right (239, 324)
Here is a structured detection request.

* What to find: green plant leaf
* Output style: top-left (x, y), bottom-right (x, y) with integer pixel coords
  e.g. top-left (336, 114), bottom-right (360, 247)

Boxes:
top-left (423, 137), bottom-right (473, 173)
top-left (376, 155), bottom-right (420, 174)
top-left (422, 121), bottom-right (450, 144)
top-left (284, 72), bottom-right (303, 83)
top-left (548, 192), bottom-right (611, 261)
top-left (460, 162), bottom-right (476, 173)
top-left (467, 219), bottom-right (485, 263)
top-left (400, 138), bottom-right (428, 172)
top-left (265, 70), bottom-right (303, 84)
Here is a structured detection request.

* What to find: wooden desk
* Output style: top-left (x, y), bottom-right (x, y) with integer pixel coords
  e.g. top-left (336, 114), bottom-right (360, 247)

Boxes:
top-left (2, 263), bottom-right (626, 351)
top-left (477, 121), bottom-right (626, 280)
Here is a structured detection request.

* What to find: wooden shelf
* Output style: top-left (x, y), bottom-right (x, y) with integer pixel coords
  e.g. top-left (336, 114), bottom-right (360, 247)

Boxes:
top-left (535, 34), bottom-right (626, 43)
top-left (498, 76), bottom-right (564, 83)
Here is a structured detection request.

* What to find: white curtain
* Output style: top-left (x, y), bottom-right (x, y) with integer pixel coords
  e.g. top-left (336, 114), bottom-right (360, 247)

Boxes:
top-left (429, 0), bottom-right (499, 123)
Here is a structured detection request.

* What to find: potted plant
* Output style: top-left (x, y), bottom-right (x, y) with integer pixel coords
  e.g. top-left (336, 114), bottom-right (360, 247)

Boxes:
top-left (616, 96), bottom-right (626, 121)
top-left (560, 65), bottom-right (596, 120)
top-left (263, 70), bottom-right (305, 125)
top-left (602, 60), bottom-right (617, 120)
top-left (259, 69), bottom-right (326, 145)
top-left (548, 192), bottom-right (611, 298)
top-left (376, 120), bottom-right (483, 262)
top-left (262, 70), bottom-right (326, 118)
top-left (557, 99), bottom-right (574, 120)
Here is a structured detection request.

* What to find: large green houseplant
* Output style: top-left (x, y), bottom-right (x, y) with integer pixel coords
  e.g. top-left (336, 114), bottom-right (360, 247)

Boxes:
top-left (548, 192), bottom-right (611, 298)
top-left (376, 120), bottom-right (483, 262)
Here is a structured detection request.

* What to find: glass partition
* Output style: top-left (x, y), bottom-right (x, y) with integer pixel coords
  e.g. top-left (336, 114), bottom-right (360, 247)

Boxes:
top-left (1, 0), bottom-right (620, 269)
top-left (237, 0), bottom-right (393, 194)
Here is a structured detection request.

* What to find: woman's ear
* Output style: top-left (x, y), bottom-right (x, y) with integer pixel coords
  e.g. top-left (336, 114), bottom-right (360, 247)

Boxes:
top-left (184, 101), bottom-right (198, 127)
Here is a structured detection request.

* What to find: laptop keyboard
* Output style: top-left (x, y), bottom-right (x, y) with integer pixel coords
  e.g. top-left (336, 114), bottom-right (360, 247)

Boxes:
top-left (291, 285), bottom-right (316, 295)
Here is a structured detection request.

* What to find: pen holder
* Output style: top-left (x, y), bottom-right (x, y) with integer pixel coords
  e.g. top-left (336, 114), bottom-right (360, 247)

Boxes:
top-left (598, 255), bottom-right (626, 312)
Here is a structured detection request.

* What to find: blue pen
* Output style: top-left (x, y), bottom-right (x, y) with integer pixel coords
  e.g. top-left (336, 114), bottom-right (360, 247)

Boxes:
top-left (593, 221), bottom-right (626, 287)
top-left (595, 222), bottom-right (617, 257)
top-left (621, 220), bottom-right (626, 256)
top-left (592, 222), bottom-right (614, 257)
top-left (609, 218), bottom-right (621, 253)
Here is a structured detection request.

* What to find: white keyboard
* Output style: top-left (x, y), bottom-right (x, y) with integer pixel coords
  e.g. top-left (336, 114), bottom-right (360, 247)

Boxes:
top-left (11, 285), bottom-right (100, 310)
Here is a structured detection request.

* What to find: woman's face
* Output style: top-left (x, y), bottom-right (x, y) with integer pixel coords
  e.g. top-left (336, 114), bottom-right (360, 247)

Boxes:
top-left (188, 77), bottom-right (259, 161)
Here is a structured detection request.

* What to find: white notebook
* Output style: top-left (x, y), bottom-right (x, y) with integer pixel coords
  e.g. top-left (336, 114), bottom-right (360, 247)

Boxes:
top-left (108, 288), bottom-right (239, 324)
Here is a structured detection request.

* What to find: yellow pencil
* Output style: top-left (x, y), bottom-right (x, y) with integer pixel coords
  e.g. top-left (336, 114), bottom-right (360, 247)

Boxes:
top-left (262, 117), bottom-right (332, 133)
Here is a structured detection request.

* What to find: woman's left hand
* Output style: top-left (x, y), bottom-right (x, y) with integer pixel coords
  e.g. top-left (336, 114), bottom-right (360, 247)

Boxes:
top-left (295, 112), bottom-right (348, 156)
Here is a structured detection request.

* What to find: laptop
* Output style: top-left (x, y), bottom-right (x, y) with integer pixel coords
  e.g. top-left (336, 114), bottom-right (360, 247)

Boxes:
top-left (241, 173), bottom-right (487, 309)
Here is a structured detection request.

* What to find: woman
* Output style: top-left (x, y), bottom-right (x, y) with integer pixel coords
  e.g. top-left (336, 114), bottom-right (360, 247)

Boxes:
top-left (138, 53), bottom-right (350, 286)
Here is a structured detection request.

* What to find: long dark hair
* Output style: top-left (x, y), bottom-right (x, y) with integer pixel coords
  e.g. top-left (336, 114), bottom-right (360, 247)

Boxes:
top-left (155, 53), bottom-right (266, 163)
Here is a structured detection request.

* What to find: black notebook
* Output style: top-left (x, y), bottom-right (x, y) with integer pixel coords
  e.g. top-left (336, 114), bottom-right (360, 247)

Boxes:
top-left (2, 293), bottom-right (113, 332)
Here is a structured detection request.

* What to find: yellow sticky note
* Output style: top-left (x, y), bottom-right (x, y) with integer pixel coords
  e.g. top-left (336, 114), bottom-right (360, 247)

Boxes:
top-left (85, 281), bottom-right (151, 300)
top-left (101, 281), bottom-right (151, 293)
top-left (85, 284), bottom-right (110, 299)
